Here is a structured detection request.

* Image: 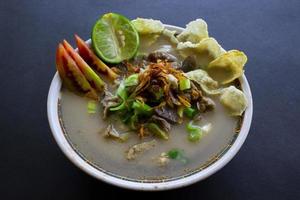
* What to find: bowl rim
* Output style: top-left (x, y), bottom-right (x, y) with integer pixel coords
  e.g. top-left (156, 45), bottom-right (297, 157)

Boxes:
top-left (47, 24), bottom-right (253, 191)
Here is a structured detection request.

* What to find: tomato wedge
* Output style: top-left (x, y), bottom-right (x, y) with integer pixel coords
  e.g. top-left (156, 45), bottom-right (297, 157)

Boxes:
top-left (75, 34), bottom-right (118, 81)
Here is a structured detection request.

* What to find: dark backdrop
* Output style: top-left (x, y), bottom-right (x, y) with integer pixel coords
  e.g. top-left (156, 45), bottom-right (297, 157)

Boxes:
top-left (1, 0), bottom-right (300, 199)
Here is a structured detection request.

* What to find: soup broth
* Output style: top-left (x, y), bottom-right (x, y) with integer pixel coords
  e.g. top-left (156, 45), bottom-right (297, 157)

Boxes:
top-left (59, 35), bottom-right (241, 181)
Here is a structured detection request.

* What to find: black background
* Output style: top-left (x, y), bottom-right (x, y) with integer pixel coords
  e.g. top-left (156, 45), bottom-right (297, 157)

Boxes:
top-left (1, 0), bottom-right (300, 199)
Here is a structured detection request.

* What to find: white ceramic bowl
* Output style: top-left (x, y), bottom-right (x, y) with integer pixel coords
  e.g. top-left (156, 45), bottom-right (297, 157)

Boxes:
top-left (47, 24), bottom-right (253, 191)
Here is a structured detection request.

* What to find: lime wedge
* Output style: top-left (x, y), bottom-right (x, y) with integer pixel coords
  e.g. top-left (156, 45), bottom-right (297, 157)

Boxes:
top-left (91, 13), bottom-right (139, 64)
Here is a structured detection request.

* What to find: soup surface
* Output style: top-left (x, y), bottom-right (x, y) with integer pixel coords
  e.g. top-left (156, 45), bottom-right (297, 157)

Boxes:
top-left (59, 35), bottom-right (241, 181)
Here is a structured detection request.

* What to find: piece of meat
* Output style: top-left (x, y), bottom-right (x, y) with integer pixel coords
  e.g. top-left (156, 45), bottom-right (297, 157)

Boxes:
top-left (148, 52), bottom-right (177, 63)
top-left (154, 105), bottom-right (180, 124)
top-left (168, 90), bottom-right (181, 106)
top-left (170, 62), bottom-right (181, 69)
top-left (113, 62), bottom-right (128, 75)
top-left (193, 113), bottom-right (202, 121)
top-left (197, 96), bottom-right (215, 113)
top-left (103, 124), bottom-right (120, 138)
top-left (150, 115), bottom-right (171, 132)
top-left (103, 124), bottom-right (130, 142)
top-left (131, 54), bottom-right (149, 69)
top-left (182, 93), bottom-right (192, 102)
top-left (101, 91), bottom-right (120, 119)
top-left (147, 83), bottom-right (163, 101)
top-left (126, 140), bottom-right (156, 160)
top-left (190, 81), bottom-right (204, 101)
top-left (180, 56), bottom-right (197, 72)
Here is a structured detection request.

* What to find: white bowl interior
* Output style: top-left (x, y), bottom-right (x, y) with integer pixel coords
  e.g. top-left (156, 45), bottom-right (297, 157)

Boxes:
top-left (47, 24), bottom-right (253, 191)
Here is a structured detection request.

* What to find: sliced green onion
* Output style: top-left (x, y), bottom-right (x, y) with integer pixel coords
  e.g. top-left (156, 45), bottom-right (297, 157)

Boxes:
top-left (167, 149), bottom-right (188, 164)
top-left (110, 81), bottom-right (128, 112)
top-left (87, 100), bottom-right (97, 114)
top-left (116, 81), bottom-right (127, 100)
top-left (129, 113), bottom-right (138, 130)
top-left (184, 107), bottom-right (197, 118)
top-left (167, 149), bottom-right (182, 159)
top-left (146, 123), bottom-right (168, 140)
top-left (179, 78), bottom-right (191, 90)
top-left (124, 74), bottom-right (139, 87)
top-left (188, 130), bottom-right (202, 141)
top-left (132, 100), bottom-right (153, 116)
top-left (110, 101), bottom-right (127, 111)
top-left (186, 121), bottom-right (203, 142)
top-left (186, 121), bottom-right (212, 142)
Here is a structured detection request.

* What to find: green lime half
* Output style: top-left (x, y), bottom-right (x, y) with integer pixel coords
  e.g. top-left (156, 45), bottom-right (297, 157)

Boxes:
top-left (91, 13), bottom-right (139, 64)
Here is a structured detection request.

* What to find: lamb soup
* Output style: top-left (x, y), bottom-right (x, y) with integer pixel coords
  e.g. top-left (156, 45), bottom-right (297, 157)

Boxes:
top-left (55, 14), bottom-right (248, 181)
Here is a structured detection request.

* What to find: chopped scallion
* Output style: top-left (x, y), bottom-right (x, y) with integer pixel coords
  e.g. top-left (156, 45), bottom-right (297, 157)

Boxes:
top-left (110, 81), bottom-right (128, 112)
top-left (87, 100), bottom-right (97, 114)
top-left (184, 107), bottom-right (197, 118)
top-left (146, 123), bottom-right (168, 140)
top-left (116, 81), bottom-right (127, 100)
top-left (124, 74), bottom-right (139, 86)
top-left (132, 100), bottom-right (153, 116)
top-left (110, 101), bottom-right (126, 111)
top-left (186, 121), bottom-right (203, 142)
top-left (186, 121), bottom-right (212, 142)
top-left (129, 113), bottom-right (138, 130)
top-left (179, 78), bottom-right (191, 90)
top-left (167, 149), bottom-right (188, 164)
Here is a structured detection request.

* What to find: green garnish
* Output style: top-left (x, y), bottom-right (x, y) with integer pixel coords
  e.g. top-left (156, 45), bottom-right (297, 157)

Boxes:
top-left (116, 81), bottom-right (127, 100)
top-left (87, 100), bottom-right (97, 114)
top-left (146, 123), bottom-right (168, 140)
top-left (129, 113), bottom-right (138, 130)
top-left (91, 13), bottom-right (139, 64)
top-left (124, 74), bottom-right (139, 87)
top-left (188, 130), bottom-right (202, 141)
top-left (132, 100), bottom-right (153, 116)
top-left (110, 81), bottom-right (128, 111)
top-left (167, 149), bottom-right (182, 159)
top-left (179, 78), bottom-right (191, 90)
top-left (167, 149), bottom-right (188, 164)
top-left (186, 121), bottom-right (212, 142)
top-left (119, 99), bottom-right (153, 130)
top-left (184, 107), bottom-right (197, 118)
top-left (110, 101), bottom-right (127, 111)
top-left (186, 121), bottom-right (203, 142)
